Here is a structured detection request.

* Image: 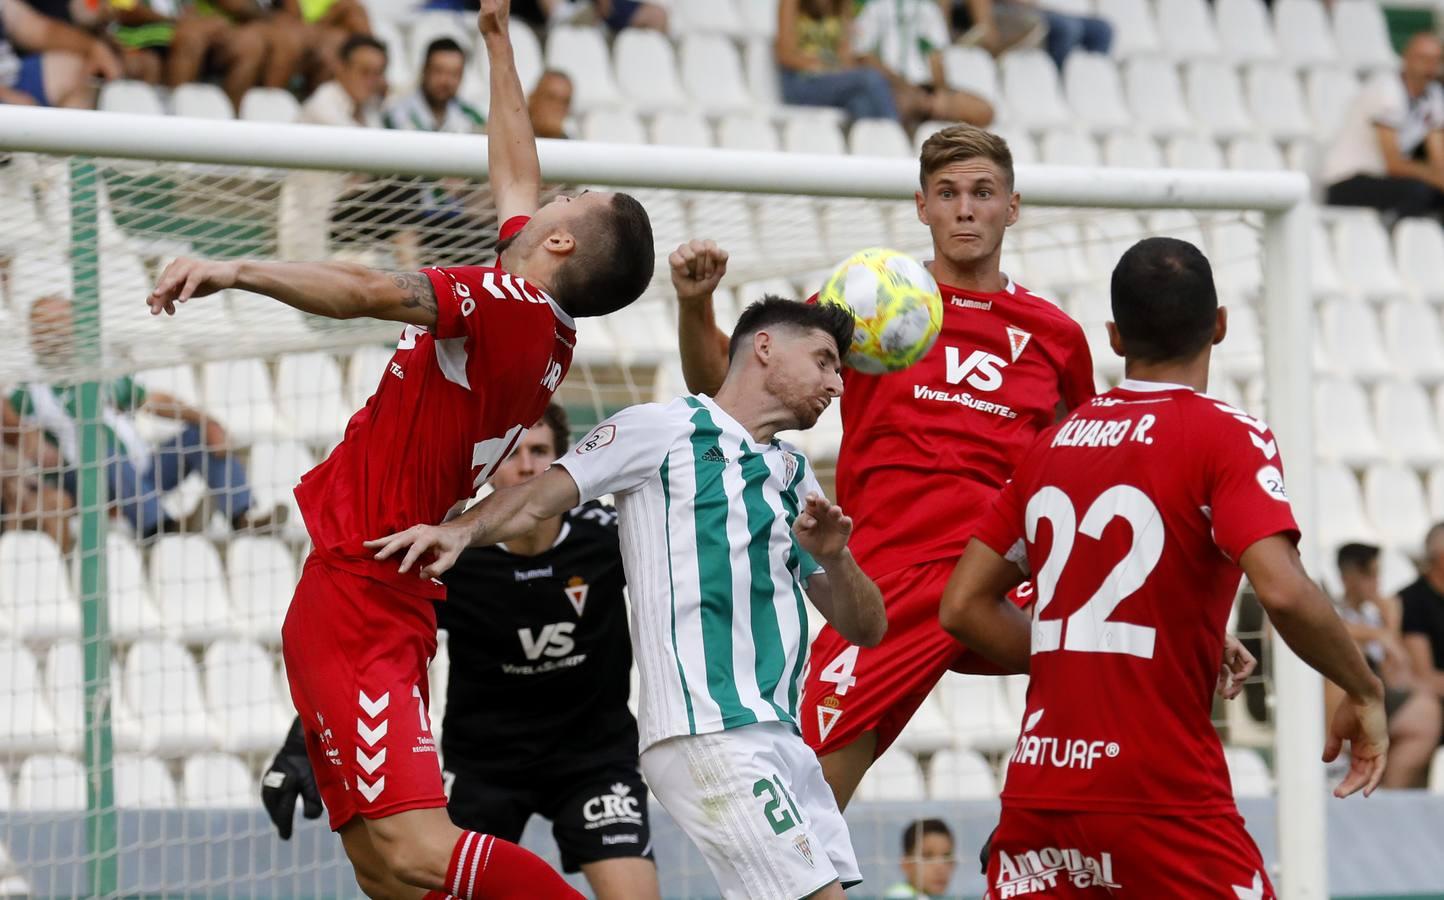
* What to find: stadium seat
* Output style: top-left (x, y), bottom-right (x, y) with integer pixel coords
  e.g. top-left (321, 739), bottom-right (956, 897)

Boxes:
top-left (1375, 381), bottom-right (1444, 468)
top-left (1393, 219), bottom-right (1444, 304)
top-left (1214, 302), bottom-right (1263, 378)
top-left (894, 694), bottom-right (956, 755)
top-left (1081, 212), bottom-right (1146, 280)
top-left (672, 0), bottom-right (745, 36)
top-left (1225, 136), bottom-right (1286, 171)
top-left (1430, 747), bottom-right (1444, 795)
top-left (688, 193), bottom-right (764, 265)
top-left (1039, 130), bottom-right (1100, 167)
top-left (276, 352), bottom-right (351, 446)
top-left (1156, 0), bottom-right (1221, 59)
top-left (238, 87), bottom-right (299, 124)
top-left (1243, 64), bottom-right (1313, 141)
top-left (114, 754), bottom-right (179, 807)
top-left (988, 125), bottom-right (1037, 165)
top-left (1210, 217), bottom-right (1262, 296)
top-left (1146, 210), bottom-right (1206, 248)
top-left (679, 34), bottom-right (753, 113)
top-left (1321, 298), bottom-right (1392, 382)
top-left (1094, 0), bottom-right (1160, 57)
top-left (1363, 463), bottom-right (1432, 550)
top-left (106, 532), bottom-right (163, 643)
top-left (135, 364), bottom-right (202, 407)
top-left (15, 754), bottom-right (86, 810)
top-left (226, 536), bottom-right (297, 645)
top-left (545, 26), bottom-right (622, 110)
top-left (182, 752), bottom-right (255, 808)
top-left (1102, 133), bottom-right (1164, 168)
top-left (407, 12), bottom-right (472, 71)
top-left (203, 639), bottom-right (289, 753)
top-left (346, 344), bottom-right (395, 410)
top-left (169, 83), bottom-right (234, 120)
top-left (613, 29), bottom-right (686, 112)
top-left (1331, 212), bottom-right (1405, 299)
top-left (607, 298), bottom-right (678, 363)
top-left (0, 531), bottom-right (79, 643)
top-left (149, 535), bottom-right (236, 644)
top-left (1429, 465), bottom-right (1444, 522)
top-left (7, 251), bottom-right (71, 318)
top-left (741, 37), bottom-right (786, 113)
top-left (582, 109), bottom-right (648, 144)
top-left (99, 80), bottom-right (165, 116)
top-left (1315, 380), bottom-right (1383, 468)
top-left (1331, 0), bottom-right (1397, 72)
top-left (937, 674), bottom-right (1018, 754)
top-left (1185, 61), bottom-right (1253, 140)
top-left (1318, 461), bottom-right (1378, 553)
top-left (201, 358), bottom-right (285, 444)
top-left (1019, 223), bottom-right (1088, 290)
top-left (737, 0), bottom-right (777, 38)
top-left (849, 119), bottom-right (911, 158)
top-left (1063, 53), bottom-right (1130, 135)
top-left (1224, 747), bottom-right (1272, 797)
top-left (248, 441), bottom-right (316, 540)
top-left (1164, 135), bottom-right (1225, 170)
top-left (822, 199), bottom-right (894, 261)
top-left (717, 114), bottom-right (780, 152)
top-left (942, 46), bottom-right (1000, 105)
top-left (371, 21), bottom-right (414, 91)
top-left (1309, 222), bottom-right (1345, 297)
top-left (1123, 59), bottom-right (1194, 137)
top-left (854, 749), bottom-right (926, 802)
top-left (1000, 51), bottom-right (1072, 131)
top-left (649, 110), bottom-right (712, 148)
top-left (0, 169), bottom-right (43, 258)
top-left (1306, 67), bottom-right (1361, 141)
top-left (123, 638), bottom-right (218, 756)
top-left (0, 641), bottom-right (60, 755)
top-left (757, 196), bottom-right (828, 269)
top-left (1274, 0), bottom-right (1338, 67)
top-left (783, 117), bottom-right (846, 155)
top-left (928, 749), bottom-right (997, 801)
top-left (1214, 0), bottom-right (1278, 63)
top-left (0, 764), bottom-right (10, 809)
top-left (1381, 300), bottom-right (1444, 384)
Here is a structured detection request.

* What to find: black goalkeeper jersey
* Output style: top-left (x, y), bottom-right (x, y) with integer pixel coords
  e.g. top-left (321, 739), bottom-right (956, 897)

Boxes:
top-left (435, 501), bottom-right (637, 778)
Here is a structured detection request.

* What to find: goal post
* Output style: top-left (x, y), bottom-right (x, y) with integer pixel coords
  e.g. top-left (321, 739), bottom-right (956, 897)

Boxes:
top-left (0, 105), bottom-right (1322, 899)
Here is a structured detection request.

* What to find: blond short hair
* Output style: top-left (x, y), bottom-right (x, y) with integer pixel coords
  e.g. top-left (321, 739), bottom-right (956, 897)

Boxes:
top-left (918, 125), bottom-right (1014, 191)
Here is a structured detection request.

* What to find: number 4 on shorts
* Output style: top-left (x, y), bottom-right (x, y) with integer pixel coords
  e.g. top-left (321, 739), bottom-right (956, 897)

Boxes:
top-left (752, 776), bottom-right (804, 836)
top-left (819, 646), bottom-right (859, 695)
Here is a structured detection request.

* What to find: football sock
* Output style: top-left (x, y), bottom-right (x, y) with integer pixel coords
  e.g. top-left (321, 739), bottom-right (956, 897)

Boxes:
top-left (444, 831), bottom-right (582, 900)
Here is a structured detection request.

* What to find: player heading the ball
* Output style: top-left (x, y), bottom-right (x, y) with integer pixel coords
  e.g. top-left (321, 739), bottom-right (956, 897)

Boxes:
top-left (145, 1), bottom-right (654, 897)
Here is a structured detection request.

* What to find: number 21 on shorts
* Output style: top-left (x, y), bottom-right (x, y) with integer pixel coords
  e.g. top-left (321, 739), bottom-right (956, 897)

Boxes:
top-left (752, 775), bottom-right (804, 835)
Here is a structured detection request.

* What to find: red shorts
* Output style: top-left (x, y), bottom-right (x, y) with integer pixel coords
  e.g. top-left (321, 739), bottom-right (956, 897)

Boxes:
top-left (985, 807), bottom-right (1276, 898)
top-left (802, 558), bottom-right (1028, 757)
top-left (281, 554), bottom-right (447, 830)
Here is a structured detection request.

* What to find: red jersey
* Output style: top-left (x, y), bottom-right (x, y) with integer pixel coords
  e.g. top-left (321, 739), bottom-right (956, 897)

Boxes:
top-left (973, 380), bottom-right (1300, 816)
top-left (294, 217), bottom-right (576, 598)
top-left (832, 278), bottom-right (1094, 578)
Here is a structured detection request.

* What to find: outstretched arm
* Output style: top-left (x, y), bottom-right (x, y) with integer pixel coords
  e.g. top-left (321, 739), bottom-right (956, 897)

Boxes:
top-left (670, 240), bottom-right (732, 395)
top-left (796, 494), bottom-right (886, 647)
top-left (147, 258), bottom-right (440, 328)
top-left (479, 0), bottom-right (541, 222)
top-left (365, 465), bottom-right (581, 579)
top-left (938, 538), bottom-right (1031, 674)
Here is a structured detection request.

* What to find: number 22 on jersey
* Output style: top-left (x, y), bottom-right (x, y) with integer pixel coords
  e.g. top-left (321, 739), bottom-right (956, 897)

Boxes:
top-left (1026, 484), bottom-right (1164, 660)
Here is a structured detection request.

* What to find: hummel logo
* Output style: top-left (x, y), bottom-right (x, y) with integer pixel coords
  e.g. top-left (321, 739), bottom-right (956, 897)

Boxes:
top-left (701, 446), bottom-right (729, 464)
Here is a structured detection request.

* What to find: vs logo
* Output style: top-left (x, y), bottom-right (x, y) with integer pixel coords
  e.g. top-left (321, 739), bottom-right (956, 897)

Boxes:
top-left (518, 622), bottom-right (576, 659)
top-left (947, 347), bottom-right (1008, 392)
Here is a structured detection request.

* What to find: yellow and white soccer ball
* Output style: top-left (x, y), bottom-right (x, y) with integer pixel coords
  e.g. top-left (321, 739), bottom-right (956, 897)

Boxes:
top-left (817, 248), bottom-right (943, 374)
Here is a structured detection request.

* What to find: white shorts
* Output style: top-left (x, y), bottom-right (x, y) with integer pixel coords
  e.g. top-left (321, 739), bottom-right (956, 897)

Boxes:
top-left (640, 721), bottom-right (861, 900)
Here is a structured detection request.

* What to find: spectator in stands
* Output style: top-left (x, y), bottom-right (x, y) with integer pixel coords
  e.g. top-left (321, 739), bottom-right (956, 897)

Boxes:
top-left (106, 0), bottom-right (175, 84)
top-left (775, 0), bottom-right (898, 123)
top-left (384, 37), bottom-right (485, 133)
top-left (1335, 543), bottom-right (1441, 787)
top-left (852, 0), bottom-right (993, 130)
top-left (0, 401), bottom-right (74, 552)
top-left (299, 33), bottom-right (386, 127)
top-left (163, 0), bottom-right (273, 112)
top-left (950, 0), bottom-right (1111, 69)
top-left (265, 0), bottom-right (373, 95)
top-left (883, 818), bottom-right (956, 900)
top-left (0, 0), bottom-right (120, 108)
top-left (528, 68), bottom-right (573, 140)
top-left (13, 295), bottom-right (282, 538)
top-left (1402, 524), bottom-right (1444, 728)
top-left (509, 0), bottom-right (667, 33)
top-left (1321, 32), bottom-right (1444, 225)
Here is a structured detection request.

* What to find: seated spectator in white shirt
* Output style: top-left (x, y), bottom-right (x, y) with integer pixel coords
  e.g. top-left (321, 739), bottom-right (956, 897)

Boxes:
top-left (852, 0), bottom-right (993, 131)
top-left (300, 33), bottom-right (386, 127)
top-left (384, 37), bottom-right (485, 134)
top-left (1321, 32), bottom-right (1444, 225)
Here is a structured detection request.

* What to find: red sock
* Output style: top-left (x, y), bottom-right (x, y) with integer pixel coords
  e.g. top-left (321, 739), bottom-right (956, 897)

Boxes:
top-left (444, 831), bottom-right (581, 900)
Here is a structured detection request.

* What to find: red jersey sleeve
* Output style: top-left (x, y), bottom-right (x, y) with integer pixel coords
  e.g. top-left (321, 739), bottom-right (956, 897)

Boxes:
top-left (1204, 405), bottom-right (1301, 563)
top-left (1058, 319), bottom-right (1097, 410)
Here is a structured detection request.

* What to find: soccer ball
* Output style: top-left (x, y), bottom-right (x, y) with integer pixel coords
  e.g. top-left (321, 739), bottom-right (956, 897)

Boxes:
top-left (817, 248), bottom-right (944, 374)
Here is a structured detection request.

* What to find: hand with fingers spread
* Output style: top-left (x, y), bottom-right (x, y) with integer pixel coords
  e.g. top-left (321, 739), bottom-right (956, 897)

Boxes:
top-left (364, 521), bottom-right (470, 581)
top-left (793, 492), bottom-right (852, 562)
top-left (669, 239), bottom-right (729, 305)
top-left (147, 257), bottom-right (239, 316)
top-left (1325, 689), bottom-right (1389, 799)
top-left (1216, 634), bottom-right (1256, 700)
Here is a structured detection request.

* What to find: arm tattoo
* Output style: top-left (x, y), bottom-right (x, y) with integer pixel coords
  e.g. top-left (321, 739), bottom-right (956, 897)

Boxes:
top-left (388, 271), bottom-right (438, 316)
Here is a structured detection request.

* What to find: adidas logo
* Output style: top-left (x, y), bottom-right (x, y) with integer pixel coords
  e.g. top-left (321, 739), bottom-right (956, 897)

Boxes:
top-left (701, 446), bottom-right (730, 464)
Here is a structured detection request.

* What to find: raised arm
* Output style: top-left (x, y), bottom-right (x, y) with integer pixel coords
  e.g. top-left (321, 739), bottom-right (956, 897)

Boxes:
top-left (795, 494), bottom-right (886, 647)
top-left (479, 0), bottom-right (541, 222)
top-left (938, 537), bottom-right (1031, 674)
top-left (365, 465), bottom-right (581, 580)
top-left (670, 240), bottom-right (732, 395)
top-left (147, 257), bottom-right (441, 328)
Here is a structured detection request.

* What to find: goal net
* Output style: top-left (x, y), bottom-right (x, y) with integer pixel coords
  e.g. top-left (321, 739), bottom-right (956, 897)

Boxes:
top-left (0, 113), bottom-right (1322, 898)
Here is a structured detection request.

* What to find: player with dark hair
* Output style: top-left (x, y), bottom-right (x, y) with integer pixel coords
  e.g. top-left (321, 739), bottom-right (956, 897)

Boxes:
top-left (144, 1), bottom-right (653, 896)
top-left (884, 818), bottom-right (956, 899)
top-left (941, 237), bottom-right (1388, 898)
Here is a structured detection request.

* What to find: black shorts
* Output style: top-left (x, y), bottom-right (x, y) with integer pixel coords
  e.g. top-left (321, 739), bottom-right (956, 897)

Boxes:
top-left (444, 762), bottom-right (653, 873)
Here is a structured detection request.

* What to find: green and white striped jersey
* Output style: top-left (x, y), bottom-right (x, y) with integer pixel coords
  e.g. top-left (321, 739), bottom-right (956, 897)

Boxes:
top-left (557, 395), bottom-right (826, 752)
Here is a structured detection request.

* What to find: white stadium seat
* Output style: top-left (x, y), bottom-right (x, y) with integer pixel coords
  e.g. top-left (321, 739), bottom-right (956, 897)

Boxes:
top-left (823, 199), bottom-right (894, 260)
top-left (1156, 0), bottom-right (1221, 59)
top-left (0, 642), bottom-right (60, 755)
top-left (614, 29), bottom-right (686, 112)
top-left (1214, 0), bottom-right (1278, 63)
top-left (942, 46), bottom-right (1000, 105)
top-left (1225, 747), bottom-right (1273, 797)
top-left (1307, 67), bottom-right (1361, 142)
top-left (114, 754), bottom-right (179, 808)
top-left (372, 21), bottom-right (414, 91)
top-left (582, 109), bottom-right (648, 145)
top-left (1123, 59), bottom-right (1194, 137)
top-left (346, 344), bottom-right (395, 411)
top-left (1063, 53), bottom-right (1130, 134)
top-left (1381, 300), bottom-right (1444, 384)
top-left (15, 754), bottom-right (86, 810)
top-left (1318, 463), bottom-right (1376, 549)
top-left (202, 358), bottom-right (285, 443)
top-left (0, 531), bottom-right (80, 643)
top-left (1000, 51), bottom-right (1072, 130)
top-left (1165, 135), bottom-right (1225, 170)
top-left (689, 192), bottom-right (764, 263)
top-left (203, 639), bottom-right (290, 753)
top-left (928, 749), bottom-right (997, 800)
top-left (544, 26), bottom-right (622, 110)
top-left (149, 535), bottom-right (236, 644)
top-left (183, 753), bottom-right (257, 808)
top-left (99, 80), bottom-right (165, 116)
top-left (1315, 380), bottom-right (1382, 468)
top-left (276, 352), bottom-right (351, 446)
top-left (1321, 299), bottom-right (1391, 382)
top-left (1094, 0), bottom-right (1160, 57)
top-left (1332, 0), bottom-right (1397, 71)
top-left (1146, 209), bottom-right (1207, 247)
top-left (717, 115), bottom-right (778, 153)
top-left (1332, 212), bottom-right (1404, 299)
top-left (651, 110), bottom-right (713, 148)
top-left (107, 532), bottom-right (163, 643)
top-left (1430, 465), bottom-right (1444, 522)
top-left (136, 364), bottom-right (202, 406)
top-left (989, 125), bottom-right (1037, 164)
top-left (849, 119), bottom-right (911, 158)
top-left (854, 749), bottom-right (926, 802)
top-left (680, 34), bottom-right (753, 113)
top-left (122, 638), bottom-right (218, 756)
top-left (1363, 464), bottom-right (1433, 550)
top-left (1103, 132), bottom-right (1164, 168)
top-left (737, 0), bottom-right (777, 39)
top-left (1274, 0), bottom-right (1338, 67)
top-left (1310, 221), bottom-right (1345, 297)
top-left (1213, 303), bottom-right (1263, 378)
top-left (1040, 130), bottom-right (1100, 167)
top-left (0, 764), bottom-right (11, 809)
top-left (171, 83), bottom-right (234, 120)
top-left (239, 88), bottom-right (300, 123)
top-left (1393, 219), bottom-right (1444, 303)
top-left (1244, 64), bottom-right (1313, 141)
top-left (671, 0), bottom-right (745, 36)
top-left (1430, 747), bottom-right (1444, 795)
top-left (1019, 222), bottom-right (1089, 290)
top-left (1226, 136), bottom-right (1286, 171)
top-left (407, 12), bottom-right (471, 69)
top-left (783, 117), bottom-right (846, 155)
top-left (894, 693), bottom-right (956, 755)
top-left (227, 536), bottom-right (297, 644)
top-left (1081, 212), bottom-right (1146, 280)
top-left (757, 196), bottom-right (828, 269)
top-left (1185, 61), bottom-right (1253, 140)
top-left (1374, 381), bottom-right (1444, 468)
top-left (1210, 217), bottom-right (1262, 296)
top-left (247, 440), bottom-right (317, 539)
top-left (937, 674), bottom-right (1019, 754)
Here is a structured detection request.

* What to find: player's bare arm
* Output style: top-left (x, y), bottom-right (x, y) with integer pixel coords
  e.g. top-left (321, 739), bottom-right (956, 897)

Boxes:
top-left (670, 240), bottom-right (731, 396)
top-left (795, 493), bottom-right (886, 647)
top-left (365, 465), bottom-right (581, 579)
top-left (147, 257), bottom-right (440, 328)
top-left (1240, 534), bottom-right (1389, 798)
top-left (938, 538), bottom-right (1031, 674)
top-left (480, 0), bottom-right (542, 222)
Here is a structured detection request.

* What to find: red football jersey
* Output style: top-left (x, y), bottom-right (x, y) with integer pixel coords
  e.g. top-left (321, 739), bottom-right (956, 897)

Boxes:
top-left (832, 279), bottom-right (1094, 578)
top-left (294, 217), bottom-right (576, 598)
top-left (973, 380), bottom-right (1300, 816)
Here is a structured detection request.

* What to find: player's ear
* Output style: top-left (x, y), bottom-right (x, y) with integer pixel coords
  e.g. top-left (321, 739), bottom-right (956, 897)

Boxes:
top-left (914, 189), bottom-right (928, 225)
top-left (542, 229), bottom-right (577, 257)
top-left (1106, 321), bottom-right (1124, 358)
top-left (753, 329), bottom-right (773, 363)
top-left (1006, 191), bottom-right (1021, 227)
top-left (1213, 306), bottom-right (1228, 346)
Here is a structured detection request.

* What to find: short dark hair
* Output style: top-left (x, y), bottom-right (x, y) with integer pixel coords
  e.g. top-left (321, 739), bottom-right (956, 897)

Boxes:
top-left (550, 193), bottom-right (655, 317)
top-left (1337, 542), bottom-right (1380, 574)
top-left (728, 296), bottom-right (855, 364)
top-left (538, 402), bottom-right (570, 459)
top-left (341, 34), bottom-right (388, 63)
top-left (424, 37), bottom-right (466, 67)
top-left (1110, 237), bottom-right (1218, 363)
top-left (902, 818), bottom-right (953, 856)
